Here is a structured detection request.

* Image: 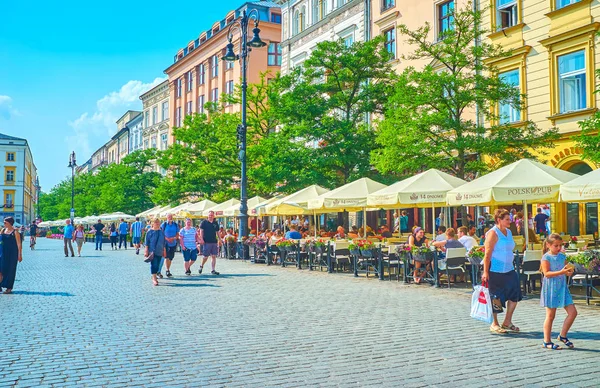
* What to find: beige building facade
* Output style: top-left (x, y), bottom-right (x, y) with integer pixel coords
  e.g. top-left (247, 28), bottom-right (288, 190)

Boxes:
top-left (140, 81), bottom-right (169, 173)
top-left (163, 1), bottom-right (282, 144)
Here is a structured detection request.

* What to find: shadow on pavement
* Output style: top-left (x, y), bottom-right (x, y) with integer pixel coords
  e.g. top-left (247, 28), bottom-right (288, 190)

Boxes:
top-left (162, 283), bottom-right (220, 288)
top-left (506, 331), bottom-right (600, 341)
top-left (211, 274), bottom-right (273, 278)
top-left (9, 291), bottom-right (74, 297)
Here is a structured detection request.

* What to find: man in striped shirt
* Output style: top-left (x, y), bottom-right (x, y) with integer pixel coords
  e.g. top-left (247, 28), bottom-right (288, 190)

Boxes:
top-left (130, 217), bottom-right (143, 255)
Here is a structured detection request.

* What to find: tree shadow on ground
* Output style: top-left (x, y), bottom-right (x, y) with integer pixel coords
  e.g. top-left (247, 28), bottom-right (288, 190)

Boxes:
top-left (161, 283), bottom-right (220, 288)
top-left (8, 291), bottom-right (74, 297)
top-left (210, 274), bottom-right (273, 278)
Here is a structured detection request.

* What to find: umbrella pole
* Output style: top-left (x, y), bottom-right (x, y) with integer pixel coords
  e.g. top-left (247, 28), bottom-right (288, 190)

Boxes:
top-left (523, 200), bottom-right (529, 251)
top-left (363, 208), bottom-right (367, 238)
top-left (432, 203), bottom-right (435, 237)
top-left (314, 211), bottom-right (317, 238)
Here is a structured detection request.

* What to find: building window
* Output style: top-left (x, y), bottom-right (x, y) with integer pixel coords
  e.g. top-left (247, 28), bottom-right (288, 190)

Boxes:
top-left (151, 137), bottom-right (157, 149)
top-left (6, 152), bottom-right (14, 161)
top-left (312, 0), bottom-right (326, 24)
top-left (268, 43), bottom-right (282, 66)
top-left (556, 0), bottom-right (580, 9)
top-left (6, 170), bottom-right (14, 182)
top-left (198, 64), bottom-right (205, 85)
top-left (438, 1), bottom-right (454, 38)
top-left (186, 101), bottom-right (193, 115)
top-left (212, 55), bottom-right (219, 78)
top-left (341, 34), bottom-right (354, 48)
top-left (211, 88), bottom-right (219, 102)
top-left (152, 106), bottom-right (158, 125)
top-left (381, 0), bottom-right (394, 12)
top-left (226, 60), bottom-right (234, 70)
top-left (187, 71), bottom-right (193, 92)
top-left (558, 50), bottom-right (586, 114)
top-left (226, 80), bottom-right (234, 97)
top-left (293, 10), bottom-right (300, 35)
top-left (499, 69), bottom-right (521, 124)
top-left (5, 193), bottom-right (13, 206)
top-left (176, 78), bottom-right (182, 97)
top-left (144, 140), bottom-right (149, 150)
top-left (496, 0), bottom-right (518, 30)
top-left (161, 134), bottom-right (168, 150)
top-left (176, 107), bottom-right (182, 127)
top-left (198, 95), bottom-right (205, 113)
top-left (271, 13), bottom-right (282, 23)
top-left (162, 101), bottom-right (169, 121)
top-left (384, 28), bottom-right (396, 59)
top-left (144, 111), bottom-right (149, 128)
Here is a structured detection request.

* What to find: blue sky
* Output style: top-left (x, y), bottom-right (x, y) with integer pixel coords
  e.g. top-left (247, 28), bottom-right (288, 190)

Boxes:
top-left (0, 0), bottom-right (245, 191)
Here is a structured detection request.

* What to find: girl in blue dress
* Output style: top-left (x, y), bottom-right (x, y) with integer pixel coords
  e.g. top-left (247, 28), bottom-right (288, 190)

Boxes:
top-left (540, 233), bottom-right (577, 350)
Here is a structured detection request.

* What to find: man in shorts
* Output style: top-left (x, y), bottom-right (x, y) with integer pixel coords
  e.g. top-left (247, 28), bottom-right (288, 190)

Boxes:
top-left (130, 217), bottom-right (143, 255)
top-left (29, 221), bottom-right (38, 249)
top-left (161, 214), bottom-right (179, 278)
top-left (199, 210), bottom-right (221, 275)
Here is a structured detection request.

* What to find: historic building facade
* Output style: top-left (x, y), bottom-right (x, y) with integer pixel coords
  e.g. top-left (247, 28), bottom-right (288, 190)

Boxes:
top-left (140, 80), bottom-right (169, 174)
top-left (0, 133), bottom-right (38, 225)
top-left (480, 0), bottom-right (600, 236)
top-left (163, 1), bottom-right (282, 144)
top-left (279, 0), bottom-right (369, 74)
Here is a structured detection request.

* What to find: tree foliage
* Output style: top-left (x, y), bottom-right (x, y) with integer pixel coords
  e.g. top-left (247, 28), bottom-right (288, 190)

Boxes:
top-left (577, 65), bottom-right (600, 163)
top-left (39, 149), bottom-right (161, 221)
top-left (371, 7), bottom-right (559, 180)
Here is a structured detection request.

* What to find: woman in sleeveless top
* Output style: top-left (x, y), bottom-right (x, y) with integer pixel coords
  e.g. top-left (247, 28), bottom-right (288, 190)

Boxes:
top-left (0, 216), bottom-right (22, 294)
top-left (483, 209), bottom-right (521, 334)
top-left (408, 227), bottom-right (429, 283)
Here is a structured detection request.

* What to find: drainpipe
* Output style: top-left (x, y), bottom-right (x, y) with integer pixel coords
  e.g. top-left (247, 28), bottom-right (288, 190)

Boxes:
top-left (364, 0), bottom-right (370, 41)
top-left (473, 0), bottom-right (482, 221)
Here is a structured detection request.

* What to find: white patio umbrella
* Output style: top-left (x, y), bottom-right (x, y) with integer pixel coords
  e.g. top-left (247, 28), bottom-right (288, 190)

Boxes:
top-left (560, 168), bottom-right (600, 202)
top-left (160, 202), bottom-right (193, 218)
top-left (308, 178), bottom-right (388, 237)
top-left (203, 198), bottom-right (240, 217)
top-left (184, 200), bottom-right (218, 218)
top-left (222, 196), bottom-right (266, 217)
top-left (368, 169), bottom-right (467, 235)
top-left (137, 205), bottom-right (161, 218)
top-left (447, 159), bottom-right (578, 249)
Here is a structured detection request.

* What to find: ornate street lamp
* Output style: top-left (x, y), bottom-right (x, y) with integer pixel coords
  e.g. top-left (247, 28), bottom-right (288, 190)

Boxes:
top-left (222, 8), bottom-right (266, 259)
top-left (67, 151), bottom-right (76, 223)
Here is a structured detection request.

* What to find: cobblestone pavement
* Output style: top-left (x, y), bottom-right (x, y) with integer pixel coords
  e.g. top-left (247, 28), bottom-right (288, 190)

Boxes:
top-left (1, 238), bottom-right (600, 387)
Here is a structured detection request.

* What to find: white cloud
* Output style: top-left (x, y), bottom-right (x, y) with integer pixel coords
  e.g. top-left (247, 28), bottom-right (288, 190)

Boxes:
top-left (0, 95), bottom-right (19, 120)
top-left (66, 77), bottom-right (166, 160)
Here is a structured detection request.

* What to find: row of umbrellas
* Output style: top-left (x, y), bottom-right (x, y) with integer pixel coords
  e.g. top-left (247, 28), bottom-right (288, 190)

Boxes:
top-left (38, 212), bottom-right (137, 227)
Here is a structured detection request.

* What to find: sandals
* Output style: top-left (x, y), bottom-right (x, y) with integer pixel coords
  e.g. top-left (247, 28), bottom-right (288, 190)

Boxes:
top-left (501, 324), bottom-right (520, 332)
top-left (542, 342), bottom-right (561, 350)
top-left (558, 335), bottom-right (575, 349)
top-left (490, 325), bottom-right (507, 334)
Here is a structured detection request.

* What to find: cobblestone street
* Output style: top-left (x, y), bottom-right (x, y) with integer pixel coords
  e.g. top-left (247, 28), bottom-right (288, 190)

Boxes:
top-left (1, 238), bottom-right (599, 387)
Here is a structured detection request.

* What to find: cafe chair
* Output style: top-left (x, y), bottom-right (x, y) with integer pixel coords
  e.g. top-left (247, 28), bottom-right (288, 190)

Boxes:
top-left (521, 250), bottom-right (542, 295)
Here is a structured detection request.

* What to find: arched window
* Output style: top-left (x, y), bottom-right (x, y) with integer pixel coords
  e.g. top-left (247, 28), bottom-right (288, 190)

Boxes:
top-left (293, 9), bottom-right (300, 35)
top-left (300, 6), bottom-right (306, 31)
top-left (312, 0), bottom-right (320, 24)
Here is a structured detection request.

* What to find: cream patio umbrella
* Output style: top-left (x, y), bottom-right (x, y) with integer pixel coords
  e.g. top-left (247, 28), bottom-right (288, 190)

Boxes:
top-left (184, 200), bottom-right (218, 218)
top-left (160, 202), bottom-right (193, 218)
top-left (308, 178), bottom-right (388, 237)
top-left (146, 205), bottom-right (171, 219)
top-left (203, 198), bottom-right (240, 217)
top-left (251, 196), bottom-right (282, 216)
top-left (447, 159), bottom-right (578, 248)
top-left (136, 205), bottom-right (161, 218)
top-left (222, 196), bottom-right (266, 217)
top-left (267, 185), bottom-right (331, 236)
top-left (560, 168), bottom-right (600, 202)
top-left (368, 169), bottom-right (467, 236)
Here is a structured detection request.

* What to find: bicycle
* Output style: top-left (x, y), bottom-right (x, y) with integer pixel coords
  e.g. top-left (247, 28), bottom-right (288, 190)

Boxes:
top-left (30, 235), bottom-right (36, 250)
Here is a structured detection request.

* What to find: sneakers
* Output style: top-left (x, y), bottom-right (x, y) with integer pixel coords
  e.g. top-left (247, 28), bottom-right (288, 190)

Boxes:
top-left (157, 272), bottom-right (163, 279)
top-left (185, 269), bottom-right (191, 276)
top-left (211, 270), bottom-right (220, 275)
top-left (198, 266), bottom-right (203, 275)
top-left (166, 270), bottom-right (172, 278)
top-left (136, 248), bottom-right (139, 255)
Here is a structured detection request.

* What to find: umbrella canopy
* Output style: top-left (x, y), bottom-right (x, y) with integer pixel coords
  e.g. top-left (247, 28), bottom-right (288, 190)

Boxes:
top-left (265, 185), bottom-right (330, 215)
top-left (137, 205), bottom-right (161, 218)
top-left (102, 212), bottom-right (136, 222)
top-left (222, 196), bottom-right (266, 217)
top-left (308, 178), bottom-right (387, 212)
top-left (146, 205), bottom-right (171, 219)
top-left (203, 198), bottom-right (240, 217)
top-left (185, 200), bottom-right (219, 217)
top-left (160, 202), bottom-right (193, 218)
top-left (368, 169), bottom-right (467, 208)
top-left (447, 159), bottom-right (578, 206)
top-left (560, 168), bottom-right (600, 202)
top-left (251, 196), bottom-right (282, 215)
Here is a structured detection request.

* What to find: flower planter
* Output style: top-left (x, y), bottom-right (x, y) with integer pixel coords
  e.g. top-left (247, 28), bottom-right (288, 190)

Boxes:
top-left (360, 249), bottom-right (377, 258)
top-left (350, 249), bottom-right (361, 256)
top-left (413, 251), bottom-right (435, 263)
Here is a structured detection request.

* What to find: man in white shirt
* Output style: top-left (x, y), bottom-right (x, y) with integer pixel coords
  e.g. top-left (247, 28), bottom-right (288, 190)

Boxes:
top-left (457, 226), bottom-right (478, 253)
top-left (434, 226), bottom-right (447, 242)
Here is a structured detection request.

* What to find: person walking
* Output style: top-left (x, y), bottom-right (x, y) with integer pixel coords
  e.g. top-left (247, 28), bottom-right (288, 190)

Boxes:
top-left (180, 218), bottom-right (200, 275)
top-left (199, 210), bottom-right (221, 275)
top-left (0, 217), bottom-right (22, 294)
top-left (63, 219), bottom-right (75, 257)
top-left (540, 234), bottom-right (577, 350)
top-left (92, 219), bottom-right (106, 251)
top-left (145, 218), bottom-right (166, 287)
top-left (131, 217), bottom-right (143, 255)
top-left (73, 224), bottom-right (85, 257)
top-left (118, 218), bottom-right (129, 250)
top-left (29, 221), bottom-right (38, 250)
top-left (482, 209), bottom-right (522, 335)
top-left (109, 223), bottom-right (118, 250)
top-left (161, 214), bottom-right (179, 278)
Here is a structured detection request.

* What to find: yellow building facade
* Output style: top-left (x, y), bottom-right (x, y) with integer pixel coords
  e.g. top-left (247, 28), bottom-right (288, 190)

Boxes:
top-left (481, 0), bottom-right (600, 236)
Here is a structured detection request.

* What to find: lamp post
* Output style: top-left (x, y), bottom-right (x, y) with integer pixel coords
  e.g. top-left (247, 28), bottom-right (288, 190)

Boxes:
top-left (67, 151), bottom-right (76, 223)
top-left (222, 8), bottom-right (266, 259)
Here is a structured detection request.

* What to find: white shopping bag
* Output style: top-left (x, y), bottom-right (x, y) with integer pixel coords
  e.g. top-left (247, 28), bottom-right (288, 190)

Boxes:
top-left (470, 284), bottom-right (493, 324)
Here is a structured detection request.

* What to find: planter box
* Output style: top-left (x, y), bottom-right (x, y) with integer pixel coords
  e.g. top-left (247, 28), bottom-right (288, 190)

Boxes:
top-left (360, 249), bottom-right (377, 258)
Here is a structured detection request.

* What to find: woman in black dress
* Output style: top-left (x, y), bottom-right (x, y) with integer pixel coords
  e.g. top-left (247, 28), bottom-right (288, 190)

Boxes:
top-left (0, 216), bottom-right (23, 294)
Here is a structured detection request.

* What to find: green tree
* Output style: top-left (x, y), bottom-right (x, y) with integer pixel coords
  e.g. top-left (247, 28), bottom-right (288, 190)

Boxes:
top-left (577, 61), bottom-right (600, 163)
top-left (265, 37), bottom-right (396, 190)
top-left (372, 7), bottom-right (559, 181)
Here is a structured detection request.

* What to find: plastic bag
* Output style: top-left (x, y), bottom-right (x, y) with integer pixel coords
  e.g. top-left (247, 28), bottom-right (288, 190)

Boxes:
top-left (470, 283), bottom-right (493, 324)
